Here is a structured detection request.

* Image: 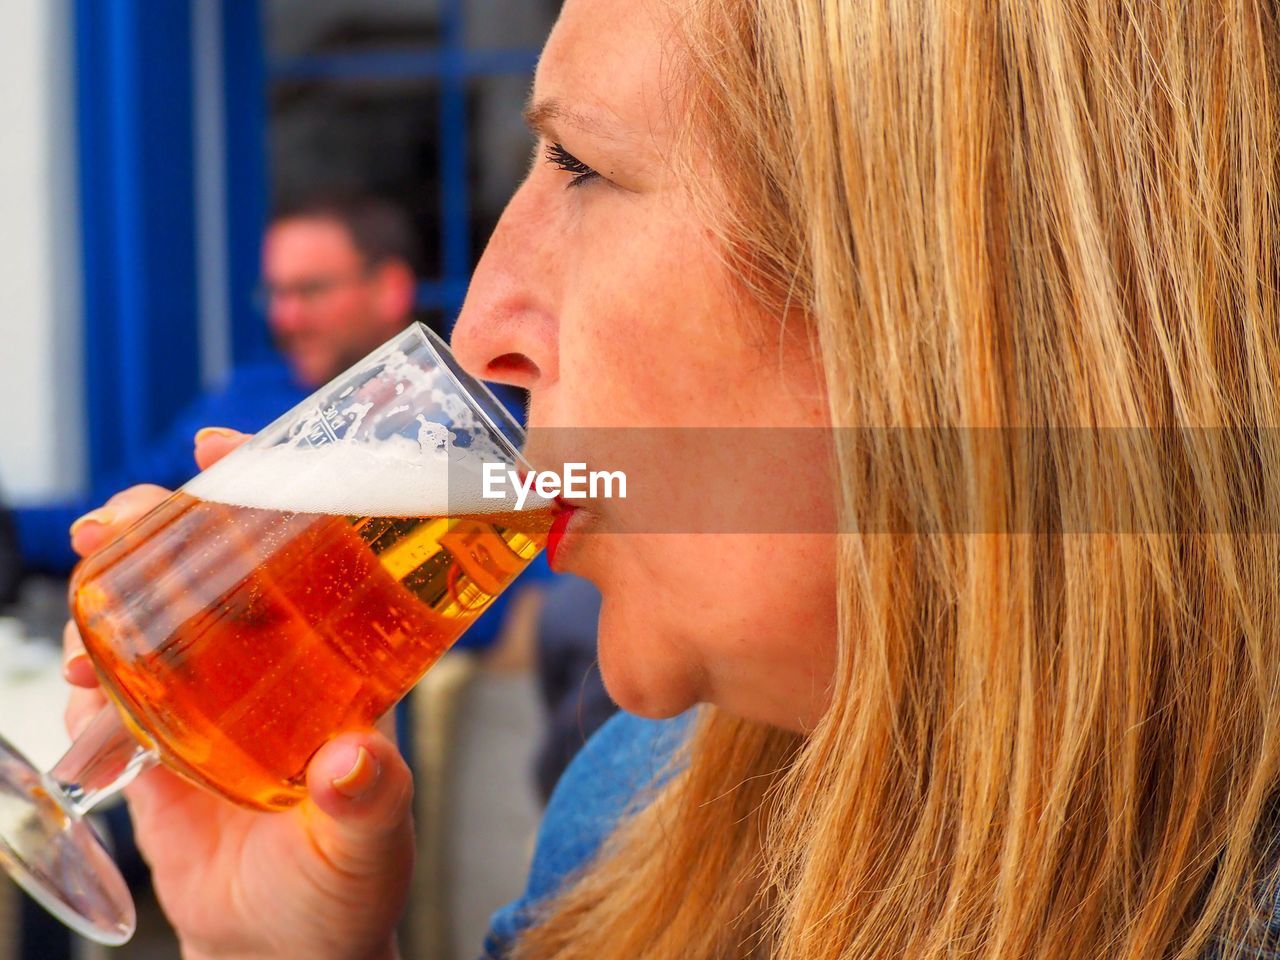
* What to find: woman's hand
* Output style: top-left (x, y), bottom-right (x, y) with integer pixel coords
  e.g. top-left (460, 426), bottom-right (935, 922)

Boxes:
top-left (62, 427), bottom-right (413, 960)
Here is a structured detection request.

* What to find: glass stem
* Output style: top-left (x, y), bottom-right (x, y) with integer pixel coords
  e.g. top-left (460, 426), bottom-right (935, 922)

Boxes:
top-left (48, 702), bottom-right (158, 816)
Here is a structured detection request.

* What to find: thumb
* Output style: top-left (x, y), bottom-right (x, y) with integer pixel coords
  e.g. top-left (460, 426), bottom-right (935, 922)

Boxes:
top-left (304, 731), bottom-right (415, 880)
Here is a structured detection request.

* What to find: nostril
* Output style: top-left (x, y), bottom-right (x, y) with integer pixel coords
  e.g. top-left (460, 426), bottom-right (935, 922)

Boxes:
top-left (488, 353), bottom-right (540, 381)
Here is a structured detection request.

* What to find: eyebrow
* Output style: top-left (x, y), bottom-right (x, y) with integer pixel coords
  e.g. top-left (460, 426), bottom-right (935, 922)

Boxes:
top-left (522, 97), bottom-right (616, 139)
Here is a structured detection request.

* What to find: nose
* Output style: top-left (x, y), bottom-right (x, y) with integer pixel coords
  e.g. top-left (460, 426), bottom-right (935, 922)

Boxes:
top-left (450, 180), bottom-right (559, 391)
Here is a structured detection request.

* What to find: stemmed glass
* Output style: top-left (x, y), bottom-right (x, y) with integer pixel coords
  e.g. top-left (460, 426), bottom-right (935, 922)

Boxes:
top-left (0, 323), bottom-right (551, 944)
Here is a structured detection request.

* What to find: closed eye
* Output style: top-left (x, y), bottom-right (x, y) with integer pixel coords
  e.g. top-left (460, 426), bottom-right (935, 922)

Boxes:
top-left (545, 142), bottom-right (600, 188)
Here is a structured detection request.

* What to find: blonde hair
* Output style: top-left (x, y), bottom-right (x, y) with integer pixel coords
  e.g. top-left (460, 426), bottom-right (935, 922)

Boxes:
top-left (515, 1), bottom-right (1280, 958)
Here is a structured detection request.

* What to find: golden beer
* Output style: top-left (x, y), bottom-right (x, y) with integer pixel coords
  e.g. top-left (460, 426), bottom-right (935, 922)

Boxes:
top-left (70, 479), bottom-right (551, 810)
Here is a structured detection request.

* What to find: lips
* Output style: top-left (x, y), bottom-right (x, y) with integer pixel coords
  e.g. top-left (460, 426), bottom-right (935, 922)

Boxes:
top-left (546, 505), bottom-right (578, 569)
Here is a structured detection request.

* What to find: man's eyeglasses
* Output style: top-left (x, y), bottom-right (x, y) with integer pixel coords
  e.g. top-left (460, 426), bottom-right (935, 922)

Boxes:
top-left (253, 269), bottom-right (372, 312)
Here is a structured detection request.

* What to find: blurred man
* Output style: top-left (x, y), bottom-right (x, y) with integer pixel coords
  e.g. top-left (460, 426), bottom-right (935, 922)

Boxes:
top-left (15, 191), bottom-right (422, 575)
top-left (262, 192), bottom-right (421, 387)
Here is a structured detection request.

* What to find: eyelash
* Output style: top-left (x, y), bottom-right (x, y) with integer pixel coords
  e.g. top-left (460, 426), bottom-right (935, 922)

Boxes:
top-left (544, 142), bottom-right (600, 188)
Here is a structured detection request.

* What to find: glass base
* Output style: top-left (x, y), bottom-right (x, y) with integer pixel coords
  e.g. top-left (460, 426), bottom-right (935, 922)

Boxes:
top-left (0, 733), bottom-right (134, 945)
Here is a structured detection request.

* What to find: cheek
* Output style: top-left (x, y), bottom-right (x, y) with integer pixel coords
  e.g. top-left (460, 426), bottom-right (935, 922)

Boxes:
top-left (322, 293), bottom-right (369, 331)
top-left (556, 201), bottom-right (732, 427)
top-left (680, 533), bottom-right (837, 671)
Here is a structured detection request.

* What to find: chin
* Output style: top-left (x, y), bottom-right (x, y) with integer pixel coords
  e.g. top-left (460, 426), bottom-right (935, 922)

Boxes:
top-left (596, 603), bottom-right (701, 719)
top-left (301, 362), bottom-right (333, 387)
top-left (282, 350), bottom-right (329, 387)
top-left (600, 676), bottom-right (697, 720)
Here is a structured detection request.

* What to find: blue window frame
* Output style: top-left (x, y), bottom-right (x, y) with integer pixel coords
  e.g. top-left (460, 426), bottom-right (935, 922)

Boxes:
top-left (75, 0), bottom-right (547, 488)
top-left (264, 0), bottom-right (544, 324)
top-left (74, 0), bottom-right (202, 479)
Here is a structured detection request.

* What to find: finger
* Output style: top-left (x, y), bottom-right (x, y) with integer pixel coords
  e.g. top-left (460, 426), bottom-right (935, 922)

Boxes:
top-left (304, 731), bottom-right (415, 879)
top-left (193, 427), bottom-right (250, 471)
top-left (69, 484), bottom-right (172, 557)
top-left (122, 761), bottom-right (209, 826)
top-left (61, 620), bottom-right (98, 688)
top-left (102, 483), bottom-right (171, 512)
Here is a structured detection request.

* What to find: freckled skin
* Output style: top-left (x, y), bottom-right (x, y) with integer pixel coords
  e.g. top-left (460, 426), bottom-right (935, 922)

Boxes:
top-left (452, 0), bottom-right (837, 732)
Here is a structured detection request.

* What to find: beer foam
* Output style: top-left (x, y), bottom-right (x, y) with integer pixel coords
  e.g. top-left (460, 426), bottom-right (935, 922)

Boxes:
top-left (185, 440), bottom-right (538, 517)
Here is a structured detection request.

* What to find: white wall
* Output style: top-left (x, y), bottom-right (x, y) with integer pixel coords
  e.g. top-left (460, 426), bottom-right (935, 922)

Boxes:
top-left (0, 0), bottom-right (85, 504)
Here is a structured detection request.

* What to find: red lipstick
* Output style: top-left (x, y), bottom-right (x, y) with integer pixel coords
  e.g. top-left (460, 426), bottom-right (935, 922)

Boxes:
top-left (546, 505), bottom-right (577, 568)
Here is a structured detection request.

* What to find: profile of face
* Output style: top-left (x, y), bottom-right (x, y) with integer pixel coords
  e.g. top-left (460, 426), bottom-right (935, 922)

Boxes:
top-left (453, 0), bottom-right (838, 731)
top-left (262, 217), bottom-right (416, 386)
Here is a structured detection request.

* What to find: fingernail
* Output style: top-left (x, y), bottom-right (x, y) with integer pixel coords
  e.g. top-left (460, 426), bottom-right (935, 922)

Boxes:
top-left (194, 426), bottom-right (239, 444)
top-left (331, 746), bottom-right (380, 800)
top-left (69, 509), bottom-right (114, 537)
top-left (62, 652), bottom-right (91, 683)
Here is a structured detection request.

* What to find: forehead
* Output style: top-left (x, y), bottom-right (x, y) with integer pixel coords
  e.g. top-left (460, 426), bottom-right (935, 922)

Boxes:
top-left (266, 218), bottom-right (360, 260)
top-left (535, 0), bottom-right (678, 136)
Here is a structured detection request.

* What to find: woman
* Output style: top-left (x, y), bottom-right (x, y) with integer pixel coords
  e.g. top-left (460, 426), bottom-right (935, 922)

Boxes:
top-left (63, 0), bottom-right (1280, 956)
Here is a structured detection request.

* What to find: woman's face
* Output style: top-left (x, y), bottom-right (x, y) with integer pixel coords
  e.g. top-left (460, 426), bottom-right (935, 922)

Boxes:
top-left (452, 0), bottom-right (837, 731)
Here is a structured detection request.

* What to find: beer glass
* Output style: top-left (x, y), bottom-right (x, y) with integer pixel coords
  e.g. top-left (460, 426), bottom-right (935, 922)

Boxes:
top-left (0, 323), bottom-right (552, 944)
